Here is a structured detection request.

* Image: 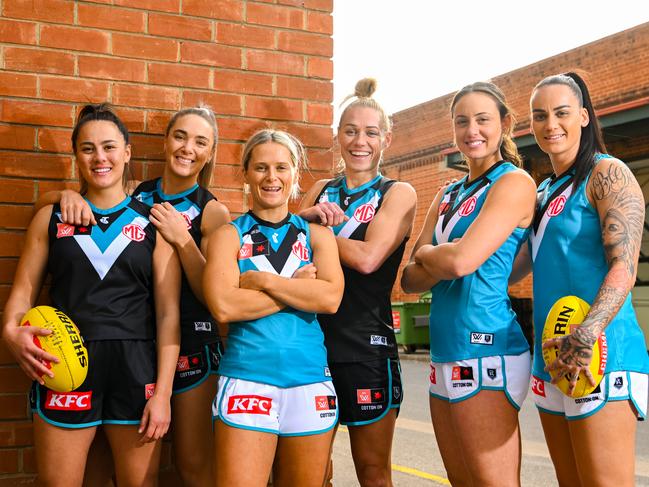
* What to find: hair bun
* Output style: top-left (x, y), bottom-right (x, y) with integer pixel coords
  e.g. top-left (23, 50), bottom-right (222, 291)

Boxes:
top-left (78, 103), bottom-right (115, 120)
top-left (354, 78), bottom-right (377, 98)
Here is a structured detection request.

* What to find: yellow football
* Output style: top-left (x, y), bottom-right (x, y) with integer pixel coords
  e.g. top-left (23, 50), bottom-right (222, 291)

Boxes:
top-left (542, 295), bottom-right (607, 398)
top-left (21, 306), bottom-right (88, 392)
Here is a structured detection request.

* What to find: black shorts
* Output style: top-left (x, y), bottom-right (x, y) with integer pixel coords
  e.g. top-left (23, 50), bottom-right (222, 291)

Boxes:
top-left (30, 340), bottom-right (156, 428)
top-left (173, 341), bottom-right (223, 394)
top-left (329, 358), bottom-right (402, 426)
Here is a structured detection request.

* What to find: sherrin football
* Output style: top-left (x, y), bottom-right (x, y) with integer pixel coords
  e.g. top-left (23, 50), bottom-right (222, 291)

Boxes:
top-left (542, 296), bottom-right (607, 398)
top-left (21, 306), bottom-right (88, 392)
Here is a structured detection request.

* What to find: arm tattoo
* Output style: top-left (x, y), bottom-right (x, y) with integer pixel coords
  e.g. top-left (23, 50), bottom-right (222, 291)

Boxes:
top-left (591, 163), bottom-right (629, 200)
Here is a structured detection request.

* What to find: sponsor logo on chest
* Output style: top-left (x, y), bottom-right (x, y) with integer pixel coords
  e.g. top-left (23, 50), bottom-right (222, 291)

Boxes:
top-left (122, 223), bottom-right (146, 242)
top-left (547, 195), bottom-right (566, 217)
top-left (353, 203), bottom-right (376, 223)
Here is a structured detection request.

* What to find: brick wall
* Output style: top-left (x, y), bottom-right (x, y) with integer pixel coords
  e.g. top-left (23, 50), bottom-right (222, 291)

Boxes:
top-left (0, 0), bottom-right (333, 482)
top-left (385, 22), bottom-right (649, 303)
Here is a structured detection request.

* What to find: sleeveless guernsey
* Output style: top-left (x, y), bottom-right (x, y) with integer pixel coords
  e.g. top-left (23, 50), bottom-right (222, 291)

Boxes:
top-left (530, 155), bottom-right (649, 380)
top-left (429, 161), bottom-right (530, 362)
top-left (217, 212), bottom-right (331, 388)
top-left (316, 174), bottom-right (405, 363)
top-left (48, 197), bottom-right (156, 341)
top-left (133, 178), bottom-right (219, 348)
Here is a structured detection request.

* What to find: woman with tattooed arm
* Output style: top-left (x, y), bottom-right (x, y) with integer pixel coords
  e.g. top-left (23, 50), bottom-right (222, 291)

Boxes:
top-left (512, 72), bottom-right (649, 486)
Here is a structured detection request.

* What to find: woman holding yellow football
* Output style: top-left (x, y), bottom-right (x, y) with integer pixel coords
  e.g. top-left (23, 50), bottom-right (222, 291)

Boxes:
top-left (513, 72), bottom-right (649, 486)
top-left (2, 104), bottom-right (181, 487)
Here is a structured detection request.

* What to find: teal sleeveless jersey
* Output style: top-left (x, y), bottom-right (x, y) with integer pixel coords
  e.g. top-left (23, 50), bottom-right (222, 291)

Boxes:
top-left (217, 212), bottom-right (331, 388)
top-left (429, 161), bottom-right (530, 362)
top-left (530, 155), bottom-right (649, 380)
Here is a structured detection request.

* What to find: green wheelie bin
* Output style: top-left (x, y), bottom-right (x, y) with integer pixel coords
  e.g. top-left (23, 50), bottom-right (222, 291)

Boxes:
top-left (392, 292), bottom-right (431, 354)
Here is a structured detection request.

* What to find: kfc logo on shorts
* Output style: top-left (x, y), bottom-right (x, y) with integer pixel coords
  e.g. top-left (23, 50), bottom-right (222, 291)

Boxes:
top-left (181, 213), bottom-right (193, 229)
top-left (452, 366), bottom-right (474, 381)
top-left (315, 395), bottom-right (337, 411)
top-left (145, 383), bottom-right (156, 399)
top-left (122, 224), bottom-right (146, 242)
top-left (56, 223), bottom-right (75, 238)
top-left (430, 365), bottom-right (437, 384)
top-left (458, 196), bottom-right (477, 217)
top-left (531, 376), bottom-right (545, 397)
top-left (292, 240), bottom-right (309, 261)
top-left (353, 203), bottom-right (376, 223)
top-left (45, 391), bottom-right (92, 411)
top-left (227, 395), bottom-right (272, 415)
top-left (547, 195), bottom-right (566, 217)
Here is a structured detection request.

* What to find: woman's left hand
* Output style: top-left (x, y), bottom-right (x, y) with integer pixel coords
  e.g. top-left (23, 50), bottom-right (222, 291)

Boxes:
top-left (150, 202), bottom-right (192, 248)
top-left (138, 392), bottom-right (171, 443)
top-left (542, 326), bottom-right (598, 396)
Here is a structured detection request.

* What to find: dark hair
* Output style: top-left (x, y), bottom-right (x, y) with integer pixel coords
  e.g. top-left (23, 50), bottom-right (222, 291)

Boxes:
top-left (450, 81), bottom-right (522, 167)
top-left (71, 103), bottom-right (131, 194)
top-left (71, 103), bottom-right (129, 152)
top-left (533, 72), bottom-right (606, 189)
top-left (165, 104), bottom-right (219, 188)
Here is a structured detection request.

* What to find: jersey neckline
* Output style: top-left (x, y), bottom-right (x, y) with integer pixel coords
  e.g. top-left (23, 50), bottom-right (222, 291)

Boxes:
top-left (246, 210), bottom-right (292, 229)
top-left (155, 177), bottom-right (199, 200)
top-left (85, 195), bottom-right (131, 215)
top-left (341, 173), bottom-right (383, 194)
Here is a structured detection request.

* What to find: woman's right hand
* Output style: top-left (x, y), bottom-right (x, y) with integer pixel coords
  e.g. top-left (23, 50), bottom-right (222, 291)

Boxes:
top-left (2, 325), bottom-right (59, 384)
top-left (299, 202), bottom-right (347, 227)
top-left (60, 190), bottom-right (95, 226)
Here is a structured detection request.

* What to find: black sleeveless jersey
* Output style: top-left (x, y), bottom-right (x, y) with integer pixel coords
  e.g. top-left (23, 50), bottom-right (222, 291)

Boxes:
top-left (133, 178), bottom-right (218, 348)
top-left (315, 175), bottom-right (406, 362)
top-left (47, 197), bottom-right (156, 341)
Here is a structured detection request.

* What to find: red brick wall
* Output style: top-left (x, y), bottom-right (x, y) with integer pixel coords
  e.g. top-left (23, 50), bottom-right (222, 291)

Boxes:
top-left (385, 22), bottom-right (649, 303)
top-left (0, 0), bottom-right (333, 482)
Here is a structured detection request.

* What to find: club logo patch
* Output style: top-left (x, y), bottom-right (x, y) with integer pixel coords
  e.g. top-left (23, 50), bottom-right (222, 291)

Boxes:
top-left (614, 376), bottom-right (624, 389)
top-left (487, 368), bottom-right (497, 379)
top-left (470, 332), bottom-right (494, 345)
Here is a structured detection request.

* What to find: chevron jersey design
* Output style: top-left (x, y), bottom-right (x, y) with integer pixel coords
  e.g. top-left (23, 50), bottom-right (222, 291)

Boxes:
top-left (48, 197), bottom-right (157, 341)
top-left (529, 155), bottom-right (649, 380)
top-left (429, 161), bottom-right (530, 362)
top-left (316, 174), bottom-right (405, 363)
top-left (132, 178), bottom-right (218, 348)
top-left (217, 212), bottom-right (330, 387)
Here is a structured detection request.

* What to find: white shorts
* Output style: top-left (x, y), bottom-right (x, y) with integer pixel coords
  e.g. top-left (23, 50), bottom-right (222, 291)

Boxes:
top-left (428, 351), bottom-right (531, 409)
top-left (531, 371), bottom-right (648, 420)
top-left (212, 376), bottom-right (338, 436)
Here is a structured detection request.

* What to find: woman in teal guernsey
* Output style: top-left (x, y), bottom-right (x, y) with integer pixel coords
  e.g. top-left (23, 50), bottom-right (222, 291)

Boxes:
top-left (512, 72), bottom-right (649, 486)
top-left (402, 82), bottom-right (536, 486)
top-left (204, 129), bottom-right (344, 487)
top-left (2, 104), bottom-right (181, 487)
top-left (35, 106), bottom-right (231, 487)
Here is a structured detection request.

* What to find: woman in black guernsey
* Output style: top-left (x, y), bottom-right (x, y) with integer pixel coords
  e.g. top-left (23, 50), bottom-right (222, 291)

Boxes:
top-left (299, 78), bottom-right (417, 487)
top-left (2, 104), bottom-right (181, 487)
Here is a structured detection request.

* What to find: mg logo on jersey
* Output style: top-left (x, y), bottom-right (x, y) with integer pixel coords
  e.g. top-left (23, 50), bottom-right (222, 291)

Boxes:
top-left (547, 195), bottom-right (566, 217)
top-left (292, 240), bottom-right (309, 261)
top-left (531, 376), bottom-right (545, 397)
top-left (458, 196), bottom-right (477, 217)
top-left (122, 223), bottom-right (146, 242)
top-left (56, 223), bottom-right (75, 238)
top-left (353, 203), bottom-right (375, 223)
top-left (227, 395), bottom-right (272, 415)
top-left (181, 213), bottom-right (192, 229)
top-left (45, 391), bottom-right (92, 411)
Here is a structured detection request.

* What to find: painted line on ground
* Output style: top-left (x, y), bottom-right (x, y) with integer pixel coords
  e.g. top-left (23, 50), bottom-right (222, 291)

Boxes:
top-left (391, 464), bottom-right (450, 484)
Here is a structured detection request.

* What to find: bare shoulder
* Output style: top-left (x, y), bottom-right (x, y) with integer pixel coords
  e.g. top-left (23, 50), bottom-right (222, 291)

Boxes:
top-left (308, 222), bottom-right (335, 242)
top-left (384, 181), bottom-right (417, 205)
top-left (205, 199), bottom-right (231, 221)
